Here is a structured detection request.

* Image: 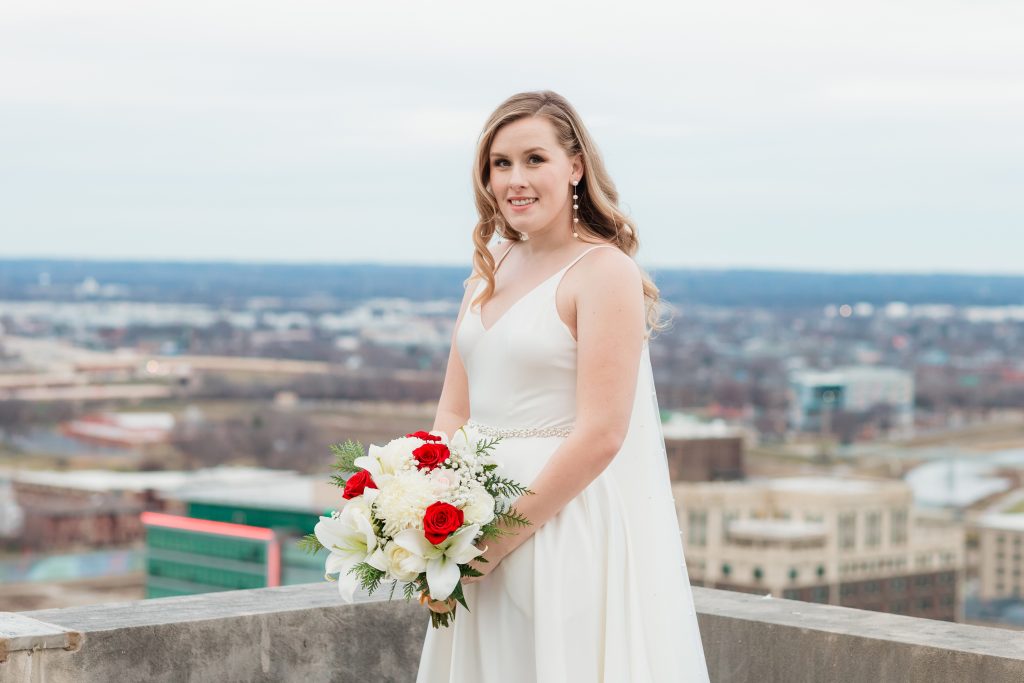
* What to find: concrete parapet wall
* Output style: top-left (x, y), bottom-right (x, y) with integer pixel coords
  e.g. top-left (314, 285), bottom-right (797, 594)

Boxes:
top-left (2, 584), bottom-right (1023, 682)
top-left (696, 588), bottom-right (1024, 682)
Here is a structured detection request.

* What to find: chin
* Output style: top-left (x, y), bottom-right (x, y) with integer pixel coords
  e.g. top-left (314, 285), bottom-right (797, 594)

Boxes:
top-left (507, 217), bottom-right (537, 233)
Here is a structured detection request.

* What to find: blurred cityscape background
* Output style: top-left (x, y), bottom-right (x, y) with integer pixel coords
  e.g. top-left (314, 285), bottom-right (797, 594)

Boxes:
top-left (1, 260), bottom-right (1024, 631)
top-left (2, 0), bottom-right (1021, 643)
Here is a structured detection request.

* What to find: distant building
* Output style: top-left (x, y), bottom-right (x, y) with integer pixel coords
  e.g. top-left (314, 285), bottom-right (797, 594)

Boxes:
top-left (788, 366), bottom-right (914, 437)
top-left (675, 476), bottom-right (963, 622)
top-left (2, 467), bottom-right (310, 551)
top-left (142, 474), bottom-right (337, 598)
top-left (973, 513), bottom-right (1024, 601)
top-left (1, 465), bottom-right (333, 596)
top-left (12, 480), bottom-right (151, 550)
top-left (0, 477), bottom-right (24, 539)
top-left (904, 454), bottom-right (1024, 512)
top-left (59, 412), bottom-right (175, 448)
top-left (662, 413), bottom-right (745, 482)
top-left (142, 511), bottom-right (283, 598)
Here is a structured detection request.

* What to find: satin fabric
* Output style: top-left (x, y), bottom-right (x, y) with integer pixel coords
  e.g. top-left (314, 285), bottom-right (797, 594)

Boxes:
top-left (416, 244), bottom-right (709, 682)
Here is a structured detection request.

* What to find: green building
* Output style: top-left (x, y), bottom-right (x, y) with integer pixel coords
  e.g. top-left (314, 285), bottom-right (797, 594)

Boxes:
top-left (142, 476), bottom-right (332, 598)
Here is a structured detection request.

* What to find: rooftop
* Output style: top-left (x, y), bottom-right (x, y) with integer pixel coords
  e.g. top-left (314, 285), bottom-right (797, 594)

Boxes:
top-left (789, 366), bottom-right (913, 384)
top-left (661, 412), bottom-right (743, 440)
top-left (904, 455), bottom-right (1023, 508)
top-left (974, 513), bottom-right (1024, 533)
top-left (4, 466), bottom-right (311, 499)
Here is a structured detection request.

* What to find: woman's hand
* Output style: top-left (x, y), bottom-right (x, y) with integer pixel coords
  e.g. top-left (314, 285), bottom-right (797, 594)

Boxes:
top-left (417, 539), bottom-right (510, 617)
top-left (420, 592), bottom-right (457, 614)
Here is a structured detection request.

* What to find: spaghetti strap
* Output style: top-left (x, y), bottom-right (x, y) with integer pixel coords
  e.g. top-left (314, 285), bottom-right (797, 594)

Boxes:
top-left (550, 244), bottom-right (620, 302)
top-left (494, 241), bottom-right (516, 273)
top-left (560, 243), bottom-right (618, 276)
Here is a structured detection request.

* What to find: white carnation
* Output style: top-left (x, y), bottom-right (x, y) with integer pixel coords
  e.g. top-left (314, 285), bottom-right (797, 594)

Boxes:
top-left (461, 482), bottom-right (496, 526)
top-left (374, 470), bottom-right (439, 537)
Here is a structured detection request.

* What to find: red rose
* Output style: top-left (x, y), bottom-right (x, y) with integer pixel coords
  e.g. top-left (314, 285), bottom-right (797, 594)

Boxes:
top-left (423, 501), bottom-right (464, 545)
top-left (406, 430), bottom-right (442, 442)
top-left (412, 442), bottom-right (451, 471)
top-left (342, 469), bottom-right (377, 499)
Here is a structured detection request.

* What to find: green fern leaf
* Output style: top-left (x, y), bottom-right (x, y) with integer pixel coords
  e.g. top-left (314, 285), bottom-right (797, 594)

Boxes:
top-left (329, 440), bottom-right (366, 474)
top-left (297, 533), bottom-right (323, 554)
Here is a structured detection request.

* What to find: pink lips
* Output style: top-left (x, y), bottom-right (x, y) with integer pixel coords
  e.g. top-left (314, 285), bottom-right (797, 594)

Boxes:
top-left (508, 198), bottom-right (537, 213)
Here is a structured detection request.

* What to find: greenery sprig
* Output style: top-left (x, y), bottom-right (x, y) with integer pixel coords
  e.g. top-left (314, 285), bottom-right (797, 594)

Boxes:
top-left (298, 532), bottom-right (324, 554)
top-left (329, 439), bottom-right (366, 475)
top-left (484, 475), bottom-right (533, 499)
top-left (347, 561), bottom-right (385, 595)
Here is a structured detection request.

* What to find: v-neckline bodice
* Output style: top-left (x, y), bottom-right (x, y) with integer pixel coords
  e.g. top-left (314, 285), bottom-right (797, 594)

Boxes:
top-left (475, 267), bottom-right (565, 334)
top-left (472, 242), bottom-right (611, 335)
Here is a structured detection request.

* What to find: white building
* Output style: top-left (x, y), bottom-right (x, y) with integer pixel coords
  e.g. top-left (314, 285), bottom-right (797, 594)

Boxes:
top-left (675, 476), bottom-right (963, 620)
top-left (788, 366), bottom-right (914, 435)
top-left (973, 513), bottom-right (1024, 601)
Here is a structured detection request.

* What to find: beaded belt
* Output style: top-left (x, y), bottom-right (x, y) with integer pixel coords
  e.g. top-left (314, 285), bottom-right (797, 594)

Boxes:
top-left (465, 420), bottom-right (574, 438)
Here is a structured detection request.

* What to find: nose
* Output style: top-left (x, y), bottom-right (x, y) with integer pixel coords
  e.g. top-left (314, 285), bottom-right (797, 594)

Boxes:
top-left (508, 162), bottom-right (527, 188)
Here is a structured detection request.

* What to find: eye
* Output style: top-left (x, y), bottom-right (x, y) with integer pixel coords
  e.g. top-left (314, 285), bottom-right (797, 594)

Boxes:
top-left (529, 154), bottom-right (544, 163)
top-left (493, 159), bottom-right (509, 168)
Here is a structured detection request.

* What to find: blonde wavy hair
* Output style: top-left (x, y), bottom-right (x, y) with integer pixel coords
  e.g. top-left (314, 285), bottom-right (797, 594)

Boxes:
top-left (468, 90), bottom-right (670, 336)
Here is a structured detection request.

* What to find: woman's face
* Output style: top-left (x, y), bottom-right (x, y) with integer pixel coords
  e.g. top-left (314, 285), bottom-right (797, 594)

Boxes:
top-left (488, 116), bottom-right (581, 240)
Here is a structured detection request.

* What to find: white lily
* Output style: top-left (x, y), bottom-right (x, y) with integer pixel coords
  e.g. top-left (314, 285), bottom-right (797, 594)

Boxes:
top-left (314, 503), bottom-right (386, 602)
top-left (393, 524), bottom-right (484, 601)
top-left (353, 454), bottom-right (385, 479)
top-left (342, 487), bottom-right (378, 512)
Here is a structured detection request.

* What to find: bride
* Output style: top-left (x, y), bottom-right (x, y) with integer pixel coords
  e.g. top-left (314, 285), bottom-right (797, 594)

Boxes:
top-left (416, 90), bottom-right (709, 682)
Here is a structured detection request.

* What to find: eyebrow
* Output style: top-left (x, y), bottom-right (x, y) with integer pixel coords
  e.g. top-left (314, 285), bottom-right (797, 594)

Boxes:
top-left (489, 146), bottom-right (549, 158)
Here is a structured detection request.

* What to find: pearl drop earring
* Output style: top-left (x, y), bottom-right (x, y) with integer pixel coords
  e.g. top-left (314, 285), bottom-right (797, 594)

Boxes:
top-left (572, 180), bottom-right (580, 239)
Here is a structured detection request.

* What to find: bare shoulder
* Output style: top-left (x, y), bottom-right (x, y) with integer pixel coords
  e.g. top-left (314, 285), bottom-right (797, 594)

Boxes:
top-left (573, 244), bottom-right (641, 289)
top-left (563, 244), bottom-right (645, 344)
top-left (557, 244), bottom-right (643, 336)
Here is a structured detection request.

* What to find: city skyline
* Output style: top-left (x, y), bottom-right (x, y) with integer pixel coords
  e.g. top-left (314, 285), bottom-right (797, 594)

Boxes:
top-left (1, 1), bottom-right (1021, 274)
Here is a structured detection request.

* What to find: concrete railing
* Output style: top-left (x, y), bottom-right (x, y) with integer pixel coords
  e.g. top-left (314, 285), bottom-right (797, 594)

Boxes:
top-left (2, 584), bottom-right (1024, 682)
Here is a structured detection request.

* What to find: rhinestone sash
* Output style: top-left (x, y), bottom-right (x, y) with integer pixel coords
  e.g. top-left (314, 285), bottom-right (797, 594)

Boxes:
top-left (465, 420), bottom-right (574, 438)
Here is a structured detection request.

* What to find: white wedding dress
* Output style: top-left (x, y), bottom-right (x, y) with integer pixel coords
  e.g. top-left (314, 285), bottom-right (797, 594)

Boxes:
top-left (416, 244), bottom-right (709, 682)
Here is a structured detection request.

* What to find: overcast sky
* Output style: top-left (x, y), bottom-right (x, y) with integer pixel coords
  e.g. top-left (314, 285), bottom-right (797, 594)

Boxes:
top-left (1, 1), bottom-right (1021, 273)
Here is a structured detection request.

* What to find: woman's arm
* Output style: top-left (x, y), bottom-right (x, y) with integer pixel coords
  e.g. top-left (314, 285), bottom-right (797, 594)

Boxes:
top-left (471, 247), bottom-right (646, 571)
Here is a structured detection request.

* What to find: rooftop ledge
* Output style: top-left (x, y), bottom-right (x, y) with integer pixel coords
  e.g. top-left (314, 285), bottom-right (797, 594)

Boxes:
top-left (2, 584), bottom-right (1023, 682)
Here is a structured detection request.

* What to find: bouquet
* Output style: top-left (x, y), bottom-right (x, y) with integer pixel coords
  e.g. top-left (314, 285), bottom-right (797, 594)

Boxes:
top-left (299, 427), bottom-right (533, 627)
